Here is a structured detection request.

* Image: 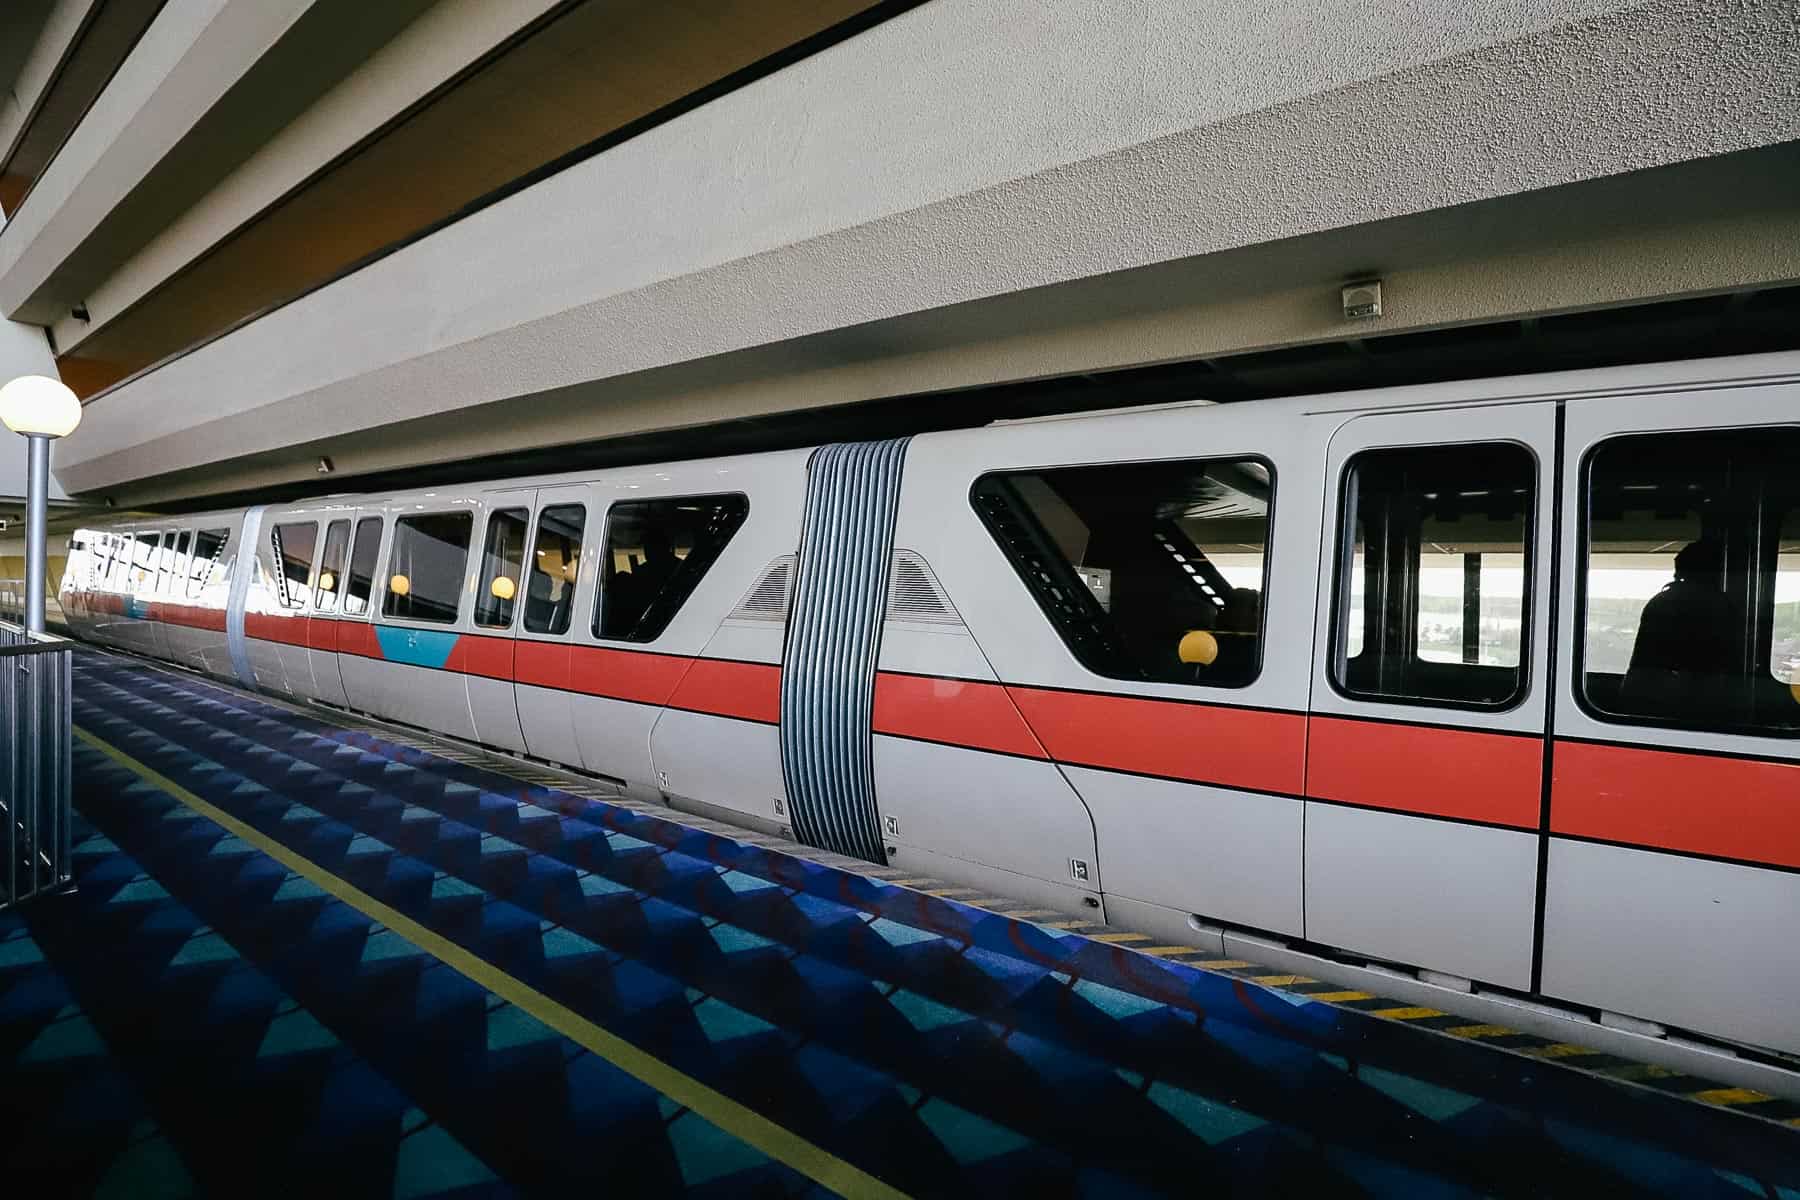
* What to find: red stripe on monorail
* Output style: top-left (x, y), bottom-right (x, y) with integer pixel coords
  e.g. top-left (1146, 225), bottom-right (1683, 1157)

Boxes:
top-left (1305, 716), bottom-right (1541, 829)
top-left (670, 658), bottom-right (781, 724)
top-left (447, 631), bottom-right (514, 681)
top-left (873, 673), bottom-right (1047, 758)
top-left (1007, 686), bottom-right (1305, 794)
top-left (1552, 740), bottom-right (1800, 870)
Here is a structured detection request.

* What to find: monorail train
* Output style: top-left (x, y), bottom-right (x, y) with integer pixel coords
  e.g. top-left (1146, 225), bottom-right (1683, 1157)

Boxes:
top-left (61, 351), bottom-right (1800, 1058)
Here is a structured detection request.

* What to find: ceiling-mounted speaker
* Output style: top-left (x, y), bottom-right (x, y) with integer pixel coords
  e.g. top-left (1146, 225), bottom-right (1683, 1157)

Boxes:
top-left (1342, 279), bottom-right (1383, 320)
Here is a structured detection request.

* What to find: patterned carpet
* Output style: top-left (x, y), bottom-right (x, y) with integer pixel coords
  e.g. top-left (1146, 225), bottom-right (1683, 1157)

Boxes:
top-left (2, 649), bottom-right (1797, 1197)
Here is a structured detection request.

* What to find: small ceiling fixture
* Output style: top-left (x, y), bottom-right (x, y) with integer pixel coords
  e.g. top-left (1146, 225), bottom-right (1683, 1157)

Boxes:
top-left (317, 456), bottom-right (334, 474)
top-left (1342, 278), bottom-right (1383, 320)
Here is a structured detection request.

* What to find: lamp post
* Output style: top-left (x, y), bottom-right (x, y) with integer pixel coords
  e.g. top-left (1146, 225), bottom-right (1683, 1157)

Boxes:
top-left (0, 375), bottom-right (81, 633)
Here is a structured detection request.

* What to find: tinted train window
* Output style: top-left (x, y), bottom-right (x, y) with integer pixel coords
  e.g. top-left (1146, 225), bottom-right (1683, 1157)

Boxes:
top-left (132, 532), bottom-right (159, 590)
top-left (315, 520), bottom-right (350, 611)
top-left (1333, 443), bottom-right (1532, 708)
top-left (526, 505), bottom-right (585, 635)
top-left (155, 533), bottom-right (178, 593)
top-left (272, 522), bottom-right (318, 609)
top-left (343, 518), bottom-right (382, 615)
top-left (189, 529), bottom-right (229, 596)
top-left (474, 508), bottom-right (528, 628)
top-left (384, 512), bottom-right (472, 624)
top-left (972, 458), bottom-right (1272, 687)
top-left (1581, 428), bottom-right (1800, 736)
top-left (171, 530), bottom-right (193, 592)
top-left (597, 495), bottom-right (747, 642)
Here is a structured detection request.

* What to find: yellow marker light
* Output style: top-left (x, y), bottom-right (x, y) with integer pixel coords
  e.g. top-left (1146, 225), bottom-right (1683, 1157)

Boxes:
top-left (490, 576), bottom-right (516, 600)
top-left (389, 574), bottom-right (411, 596)
top-left (1178, 629), bottom-right (1219, 665)
top-left (317, 570), bottom-right (336, 592)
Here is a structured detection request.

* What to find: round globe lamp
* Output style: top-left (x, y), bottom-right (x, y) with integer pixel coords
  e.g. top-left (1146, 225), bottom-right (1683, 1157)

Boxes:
top-left (0, 375), bottom-right (82, 633)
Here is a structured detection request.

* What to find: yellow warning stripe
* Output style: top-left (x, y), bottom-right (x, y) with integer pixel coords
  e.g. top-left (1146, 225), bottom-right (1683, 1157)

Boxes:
top-left (1528, 1043), bottom-right (1602, 1060)
top-left (1184, 959), bottom-right (1254, 970)
top-left (1134, 946), bottom-right (1201, 957)
top-left (993, 909), bottom-right (1060, 920)
top-left (1444, 1024), bottom-right (1519, 1039)
top-left (1088, 932), bottom-right (1151, 944)
top-left (1249, 974), bottom-right (1313, 986)
top-left (75, 727), bottom-right (912, 1200)
top-left (1686, 1087), bottom-right (1771, 1107)
top-left (1303, 990), bottom-right (1375, 1003)
top-left (1368, 1006), bottom-right (1446, 1020)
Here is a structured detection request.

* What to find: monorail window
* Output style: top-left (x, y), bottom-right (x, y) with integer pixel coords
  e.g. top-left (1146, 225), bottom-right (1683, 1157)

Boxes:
top-left (343, 518), bottom-right (382, 615)
top-left (383, 512), bottom-right (472, 625)
top-left (1332, 443), bottom-right (1532, 708)
top-left (132, 532), bottom-right (159, 590)
top-left (971, 458), bottom-right (1272, 687)
top-left (526, 505), bottom-right (585, 635)
top-left (475, 509), bottom-right (528, 628)
top-left (596, 495), bottom-right (748, 642)
top-left (155, 533), bottom-right (178, 593)
top-left (171, 530), bottom-right (193, 593)
top-left (315, 520), bottom-right (350, 611)
top-left (1581, 428), bottom-right (1800, 736)
top-left (188, 529), bottom-right (229, 597)
top-left (272, 522), bottom-right (319, 609)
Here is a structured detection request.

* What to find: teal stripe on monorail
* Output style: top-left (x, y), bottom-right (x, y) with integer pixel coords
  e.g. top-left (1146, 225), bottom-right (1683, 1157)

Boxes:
top-left (373, 625), bottom-right (460, 670)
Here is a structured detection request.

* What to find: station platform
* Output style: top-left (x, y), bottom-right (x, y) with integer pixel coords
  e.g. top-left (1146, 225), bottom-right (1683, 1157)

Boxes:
top-left (5, 650), bottom-right (1799, 1197)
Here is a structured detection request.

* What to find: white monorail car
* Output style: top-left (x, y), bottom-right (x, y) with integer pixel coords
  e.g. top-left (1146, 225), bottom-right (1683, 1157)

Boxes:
top-left (63, 352), bottom-right (1800, 1057)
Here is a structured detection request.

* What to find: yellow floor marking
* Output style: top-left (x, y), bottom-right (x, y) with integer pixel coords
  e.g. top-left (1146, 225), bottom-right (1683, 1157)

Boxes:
top-left (1089, 932), bottom-right (1152, 943)
top-left (995, 910), bottom-right (1061, 921)
top-left (75, 727), bottom-right (912, 1200)
top-left (1687, 1087), bottom-right (1771, 1106)
top-left (1598, 1063), bottom-right (1679, 1082)
top-left (1182, 959), bottom-right (1254, 969)
top-left (1134, 945), bottom-right (1200, 956)
top-left (1528, 1043), bottom-right (1602, 1059)
top-left (1041, 920), bottom-right (1094, 930)
top-left (1369, 1006), bottom-right (1446, 1020)
top-left (883, 878), bottom-right (937, 887)
top-left (922, 888), bottom-right (980, 898)
top-left (1249, 974), bottom-right (1313, 986)
top-left (1444, 1024), bottom-right (1518, 1039)
top-left (1304, 990), bottom-right (1376, 1003)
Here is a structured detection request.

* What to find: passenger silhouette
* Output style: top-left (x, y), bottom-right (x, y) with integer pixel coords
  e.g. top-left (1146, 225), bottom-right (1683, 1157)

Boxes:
top-left (1619, 538), bottom-right (1735, 718)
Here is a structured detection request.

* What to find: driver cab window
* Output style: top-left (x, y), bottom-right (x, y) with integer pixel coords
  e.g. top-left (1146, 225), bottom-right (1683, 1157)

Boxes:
top-left (971, 457), bottom-right (1272, 687)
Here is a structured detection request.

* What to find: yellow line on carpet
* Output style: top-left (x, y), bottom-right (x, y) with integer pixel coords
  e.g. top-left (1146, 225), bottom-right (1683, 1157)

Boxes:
top-left (75, 726), bottom-right (911, 1200)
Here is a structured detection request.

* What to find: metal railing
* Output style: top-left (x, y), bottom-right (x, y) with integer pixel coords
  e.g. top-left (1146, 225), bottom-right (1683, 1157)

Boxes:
top-left (1, 620), bottom-right (73, 910)
top-left (0, 579), bottom-right (25, 626)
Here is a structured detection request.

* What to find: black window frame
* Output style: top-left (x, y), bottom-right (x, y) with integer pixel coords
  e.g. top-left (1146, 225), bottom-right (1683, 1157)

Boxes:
top-left (1327, 439), bottom-right (1538, 714)
top-left (594, 493), bottom-right (749, 644)
top-left (474, 507), bottom-right (530, 629)
top-left (342, 518), bottom-right (383, 616)
top-left (969, 455), bottom-right (1277, 689)
top-left (1573, 426), bottom-right (1800, 740)
top-left (271, 521), bottom-right (320, 610)
top-left (382, 510), bottom-right (474, 626)
top-left (188, 529), bottom-right (230, 597)
top-left (314, 519), bottom-right (352, 612)
top-left (524, 503), bottom-right (586, 636)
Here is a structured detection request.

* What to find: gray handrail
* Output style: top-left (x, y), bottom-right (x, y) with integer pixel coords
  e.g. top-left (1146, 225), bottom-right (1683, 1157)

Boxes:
top-left (1, 619), bottom-right (74, 910)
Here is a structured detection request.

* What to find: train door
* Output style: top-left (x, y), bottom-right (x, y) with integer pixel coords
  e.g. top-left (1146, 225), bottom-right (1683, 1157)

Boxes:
top-left (1305, 403), bottom-right (1554, 990)
top-left (333, 512), bottom-right (388, 713)
top-left (258, 514), bottom-right (320, 696)
top-left (1543, 385), bottom-right (1800, 1054)
top-left (362, 500), bottom-right (481, 741)
top-left (465, 489), bottom-right (533, 756)
top-left (307, 516), bottom-right (354, 706)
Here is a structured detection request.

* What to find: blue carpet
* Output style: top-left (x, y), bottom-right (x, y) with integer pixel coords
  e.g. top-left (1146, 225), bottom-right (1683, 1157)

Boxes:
top-left (1, 650), bottom-right (1794, 1197)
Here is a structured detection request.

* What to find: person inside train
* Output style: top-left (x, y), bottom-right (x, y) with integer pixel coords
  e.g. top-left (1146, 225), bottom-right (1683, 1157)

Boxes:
top-left (604, 527), bottom-right (681, 638)
top-left (1618, 537), bottom-right (1737, 719)
top-left (526, 535), bottom-right (577, 633)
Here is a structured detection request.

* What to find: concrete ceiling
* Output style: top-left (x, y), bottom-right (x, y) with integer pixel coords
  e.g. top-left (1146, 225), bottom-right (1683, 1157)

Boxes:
top-left (54, 0), bottom-right (887, 397)
top-left (0, 0), bottom-right (165, 215)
